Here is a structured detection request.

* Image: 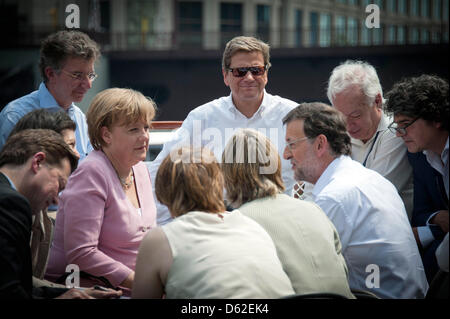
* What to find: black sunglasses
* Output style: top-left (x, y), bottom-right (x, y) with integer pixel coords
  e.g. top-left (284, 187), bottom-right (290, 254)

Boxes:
top-left (227, 65), bottom-right (267, 78)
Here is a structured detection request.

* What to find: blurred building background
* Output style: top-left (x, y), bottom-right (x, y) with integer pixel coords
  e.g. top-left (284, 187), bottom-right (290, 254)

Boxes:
top-left (1, 0), bottom-right (449, 120)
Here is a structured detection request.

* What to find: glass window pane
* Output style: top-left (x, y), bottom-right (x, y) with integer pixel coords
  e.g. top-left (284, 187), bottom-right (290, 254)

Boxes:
top-left (295, 9), bottom-right (303, 47)
top-left (257, 5), bottom-right (270, 43)
top-left (221, 3), bottom-right (242, 46)
top-left (335, 15), bottom-right (346, 46)
top-left (319, 13), bottom-right (331, 47)
top-left (310, 12), bottom-right (319, 46)
top-left (347, 17), bottom-right (358, 45)
top-left (398, 26), bottom-right (406, 44)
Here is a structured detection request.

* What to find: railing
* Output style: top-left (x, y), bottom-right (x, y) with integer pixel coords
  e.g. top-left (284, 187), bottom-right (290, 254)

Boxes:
top-left (3, 26), bottom-right (449, 51)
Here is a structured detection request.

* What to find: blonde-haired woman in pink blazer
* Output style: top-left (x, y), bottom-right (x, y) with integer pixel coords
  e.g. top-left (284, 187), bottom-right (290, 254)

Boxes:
top-left (46, 88), bottom-right (157, 294)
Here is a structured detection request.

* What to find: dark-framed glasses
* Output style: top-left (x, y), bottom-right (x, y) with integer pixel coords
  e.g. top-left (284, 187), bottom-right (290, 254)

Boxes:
top-left (388, 117), bottom-right (419, 135)
top-left (285, 136), bottom-right (309, 151)
top-left (61, 69), bottom-right (98, 82)
top-left (227, 65), bottom-right (268, 78)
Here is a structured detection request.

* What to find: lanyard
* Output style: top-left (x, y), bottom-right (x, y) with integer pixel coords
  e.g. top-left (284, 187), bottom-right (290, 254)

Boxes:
top-left (363, 131), bottom-right (380, 167)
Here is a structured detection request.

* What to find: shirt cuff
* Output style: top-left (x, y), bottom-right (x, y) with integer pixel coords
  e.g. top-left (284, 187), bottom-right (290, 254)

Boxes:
top-left (417, 226), bottom-right (434, 248)
top-left (426, 211), bottom-right (440, 225)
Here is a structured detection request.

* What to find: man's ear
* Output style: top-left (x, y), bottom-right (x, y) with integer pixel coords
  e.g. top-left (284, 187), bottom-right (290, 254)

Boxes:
top-left (45, 66), bottom-right (56, 83)
top-left (31, 152), bottom-right (46, 173)
top-left (315, 134), bottom-right (329, 158)
top-left (223, 68), bottom-right (230, 87)
top-left (374, 93), bottom-right (383, 109)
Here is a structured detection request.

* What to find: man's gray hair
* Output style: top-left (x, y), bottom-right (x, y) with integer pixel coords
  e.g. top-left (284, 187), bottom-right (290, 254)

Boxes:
top-left (327, 60), bottom-right (384, 106)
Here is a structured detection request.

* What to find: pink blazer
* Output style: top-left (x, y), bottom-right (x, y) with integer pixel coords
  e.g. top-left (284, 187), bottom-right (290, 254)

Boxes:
top-left (45, 150), bottom-right (156, 287)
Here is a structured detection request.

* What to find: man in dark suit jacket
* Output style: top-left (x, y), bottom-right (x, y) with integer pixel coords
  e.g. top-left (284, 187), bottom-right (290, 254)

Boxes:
top-left (0, 129), bottom-right (121, 299)
top-left (408, 151), bottom-right (448, 282)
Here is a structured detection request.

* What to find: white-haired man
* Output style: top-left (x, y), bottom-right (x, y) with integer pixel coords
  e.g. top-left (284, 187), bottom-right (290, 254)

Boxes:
top-left (327, 60), bottom-right (413, 217)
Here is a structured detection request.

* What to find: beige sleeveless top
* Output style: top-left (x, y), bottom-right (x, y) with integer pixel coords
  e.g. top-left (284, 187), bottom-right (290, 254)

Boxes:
top-left (162, 210), bottom-right (295, 299)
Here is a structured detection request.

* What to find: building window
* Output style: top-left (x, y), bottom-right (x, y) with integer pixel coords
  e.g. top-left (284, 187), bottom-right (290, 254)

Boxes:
top-left (388, 25), bottom-right (396, 44)
top-left (348, 0), bottom-right (358, 6)
top-left (411, 0), bottom-right (420, 16)
top-left (295, 9), bottom-right (303, 47)
top-left (319, 13), bottom-right (331, 47)
top-left (373, 24), bottom-right (383, 44)
top-left (444, 0), bottom-right (449, 21)
top-left (421, 28), bottom-right (430, 43)
top-left (127, 0), bottom-right (158, 49)
top-left (177, 1), bottom-right (203, 48)
top-left (397, 26), bottom-right (406, 44)
top-left (257, 5), bottom-right (270, 43)
top-left (310, 12), bottom-right (319, 46)
top-left (433, 0), bottom-right (442, 19)
top-left (221, 3), bottom-right (242, 46)
top-left (421, 0), bottom-right (430, 18)
top-left (398, 0), bottom-right (407, 14)
top-left (347, 17), bottom-right (358, 45)
top-left (411, 27), bottom-right (420, 43)
top-left (335, 15), bottom-right (346, 46)
top-left (361, 19), bottom-right (371, 45)
top-left (387, 0), bottom-right (396, 13)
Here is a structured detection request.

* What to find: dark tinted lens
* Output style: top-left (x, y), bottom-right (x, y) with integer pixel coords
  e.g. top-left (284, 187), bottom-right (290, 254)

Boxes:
top-left (231, 66), bottom-right (265, 77)
top-left (249, 66), bottom-right (265, 76)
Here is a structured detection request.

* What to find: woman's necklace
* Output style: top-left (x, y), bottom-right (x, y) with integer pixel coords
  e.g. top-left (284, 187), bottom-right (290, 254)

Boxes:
top-left (118, 173), bottom-right (134, 190)
top-left (104, 150), bottom-right (134, 190)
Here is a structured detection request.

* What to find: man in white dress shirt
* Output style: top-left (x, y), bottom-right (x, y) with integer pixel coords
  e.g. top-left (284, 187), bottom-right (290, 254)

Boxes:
top-left (327, 60), bottom-right (413, 217)
top-left (282, 102), bottom-right (428, 299)
top-left (148, 36), bottom-right (298, 225)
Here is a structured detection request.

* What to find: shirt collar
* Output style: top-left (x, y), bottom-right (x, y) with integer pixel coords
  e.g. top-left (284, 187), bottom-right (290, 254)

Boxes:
top-left (1, 172), bottom-right (17, 191)
top-left (38, 82), bottom-right (75, 112)
top-left (227, 89), bottom-right (267, 120)
top-left (312, 155), bottom-right (348, 198)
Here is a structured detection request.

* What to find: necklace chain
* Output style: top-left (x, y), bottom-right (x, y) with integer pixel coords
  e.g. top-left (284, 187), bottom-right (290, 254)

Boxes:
top-left (118, 173), bottom-right (134, 190)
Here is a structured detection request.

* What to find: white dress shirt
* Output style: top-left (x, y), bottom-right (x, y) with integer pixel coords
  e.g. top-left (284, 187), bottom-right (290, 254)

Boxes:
top-left (147, 90), bottom-right (298, 225)
top-left (424, 137), bottom-right (449, 199)
top-left (312, 155), bottom-right (428, 299)
top-left (351, 111), bottom-right (414, 218)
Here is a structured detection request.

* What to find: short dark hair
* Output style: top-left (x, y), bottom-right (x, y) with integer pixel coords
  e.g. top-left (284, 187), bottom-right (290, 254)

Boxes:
top-left (9, 109), bottom-right (76, 138)
top-left (0, 129), bottom-right (78, 172)
top-left (39, 30), bottom-right (100, 82)
top-left (385, 74), bottom-right (449, 131)
top-left (283, 102), bottom-right (351, 157)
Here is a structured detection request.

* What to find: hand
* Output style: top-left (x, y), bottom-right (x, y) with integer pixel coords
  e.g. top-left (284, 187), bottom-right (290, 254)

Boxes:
top-left (431, 210), bottom-right (449, 233)
top-left (83, 286), bottom-right (123, 299)
top-left (55, 288), bottom-right (94, 299)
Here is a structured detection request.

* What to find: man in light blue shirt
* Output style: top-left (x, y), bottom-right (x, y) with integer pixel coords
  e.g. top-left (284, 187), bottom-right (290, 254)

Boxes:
top-left (0, 30), bottom-right (100, 161)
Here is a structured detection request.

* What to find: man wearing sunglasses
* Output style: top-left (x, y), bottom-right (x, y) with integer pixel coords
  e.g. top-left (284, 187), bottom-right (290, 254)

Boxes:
top-left (0, 30), bottom-right (100, 161)
top-left (148, 36), bottom-right (298, 226)
top-left (385, 75), bottom-right (449, 284)
top-left (326, 60), bottom-right (413, 218)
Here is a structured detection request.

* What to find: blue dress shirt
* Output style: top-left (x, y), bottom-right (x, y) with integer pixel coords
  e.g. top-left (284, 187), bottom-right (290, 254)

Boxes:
top-left (0, 82), bottom-right (92, 160)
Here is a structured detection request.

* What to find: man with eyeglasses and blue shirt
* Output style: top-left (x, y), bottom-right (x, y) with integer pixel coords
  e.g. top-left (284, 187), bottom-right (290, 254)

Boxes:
top-left (148, 36), bottom-right (298, 226)
top-left (0, 30), bottom-right (100, 161)
top-left (385, 74), bottom-right (449, 285)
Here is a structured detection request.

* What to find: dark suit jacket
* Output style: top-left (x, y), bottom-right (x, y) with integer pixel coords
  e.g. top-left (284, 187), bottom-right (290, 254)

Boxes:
top-left (0, 172), bottom-right (33, 299)
top-left (0, 173), bottom-right (67, 299)
top-left (407, 152), bottom-right (448, 282)
top-left (407, 152), bottom-right (448, 231)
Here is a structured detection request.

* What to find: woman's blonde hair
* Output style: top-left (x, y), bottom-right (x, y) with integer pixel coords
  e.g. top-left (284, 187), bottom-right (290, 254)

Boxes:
top-left (87, 88), bottom-right (156, 150)
top-left (221, 129), bottom-right (284, 208)
top-left (155, 147), bottom-right (225, 217)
